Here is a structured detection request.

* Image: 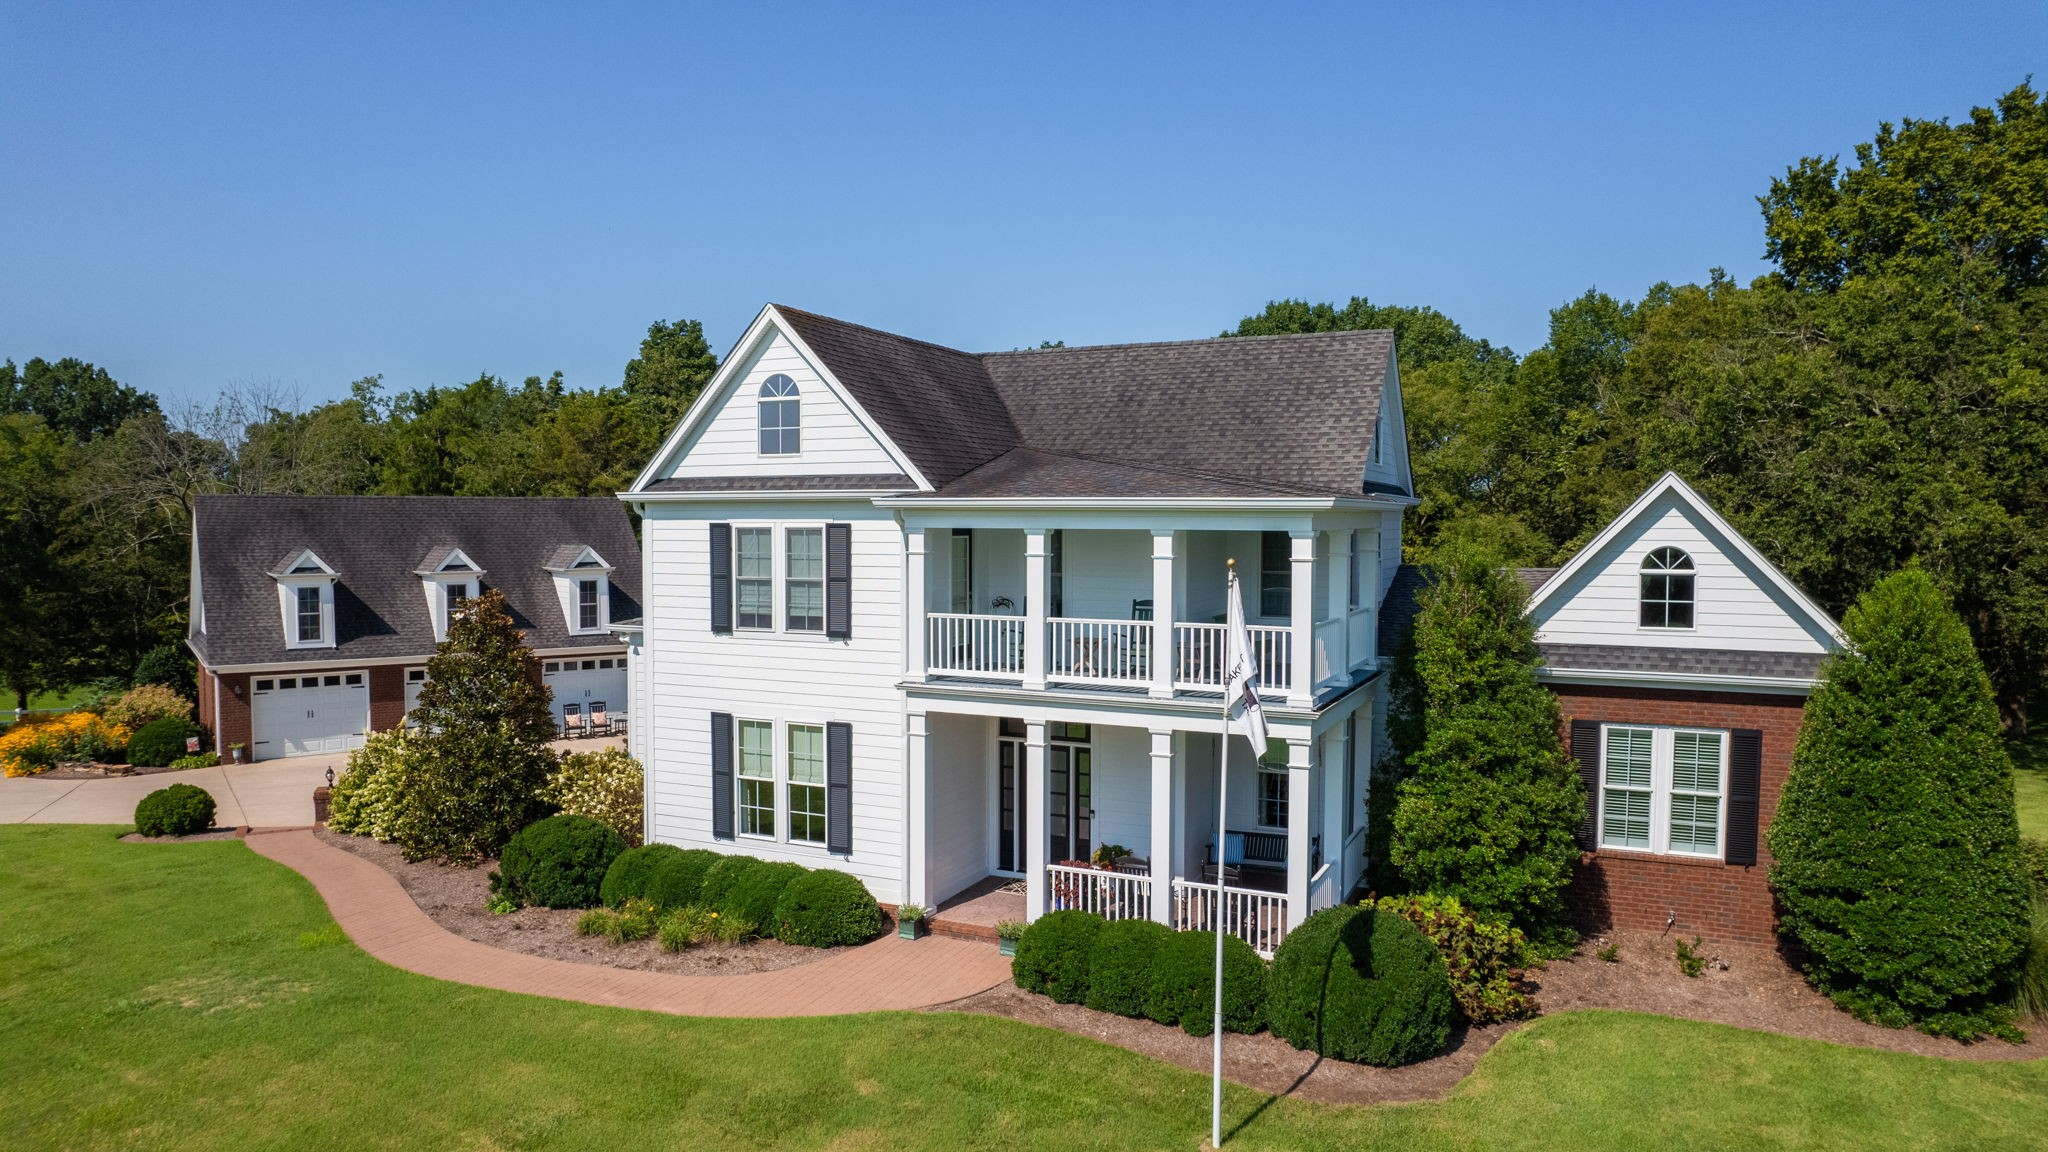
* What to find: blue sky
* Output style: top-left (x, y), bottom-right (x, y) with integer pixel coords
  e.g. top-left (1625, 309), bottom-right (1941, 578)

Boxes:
top-left (4, 2), bottom-right (2042, 407)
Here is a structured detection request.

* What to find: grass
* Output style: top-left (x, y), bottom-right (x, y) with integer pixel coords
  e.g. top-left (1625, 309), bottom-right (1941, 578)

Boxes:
top-left (4, 826), bottom-right (2048, 1151)
top-left (22, 684), bottom-right (93, 712)
top-left (2013, 706), bottom-right (2048, 841)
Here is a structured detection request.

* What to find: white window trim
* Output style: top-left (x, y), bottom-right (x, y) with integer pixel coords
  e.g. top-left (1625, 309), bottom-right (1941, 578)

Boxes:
top-left (757, 374), bottom-right (803, 458)
top-left (735, 716), bottom-right (780, 842)
top-left (732, 715), bottom-right (833, 849)
top-left (422, 576), bottom-right (477, 643)
top-left (1637, 548), bottom-right (1699, 633)
top-left (1596, 723), bottom-right (1728, 860)
top-left (727, 520), bottom-right (831, 641)
top-left (1254, 763), bottom-right (1288, 831)
top-left (277, 576), bottom-right (337, 650)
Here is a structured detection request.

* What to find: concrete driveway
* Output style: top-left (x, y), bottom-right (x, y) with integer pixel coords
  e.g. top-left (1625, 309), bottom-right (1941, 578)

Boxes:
top-left (0, 734), bottom-right (626, 829)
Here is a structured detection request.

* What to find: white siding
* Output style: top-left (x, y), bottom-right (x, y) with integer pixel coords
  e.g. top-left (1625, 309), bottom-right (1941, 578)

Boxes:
top-left (1532, 493), bottom-right (1833, 653)
top-left (641, 501), bottom-right (910, 902)
top-left (1058, 529), bottom-right (1152, 619)
top-left (1088, 726), bottom-right (1153, 858)
top-left (1378, 510), bottom-right (1403, 606)
top-left (926, 712), bottom-right (989, 904)
top-left (1363, 359), bottom-right (1411, 497)
top-left (658, 329), bottom-right (902, 480)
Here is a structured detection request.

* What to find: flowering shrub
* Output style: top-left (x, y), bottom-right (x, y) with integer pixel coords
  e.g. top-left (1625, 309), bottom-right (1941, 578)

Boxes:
top-left (103, 683), bottom-right (193, 731)
top-left (541, 748), bottom-right (644, 846)
top-left (327, 728), bottom-right (425, 842)
top-left (1372, 893), bottom-right (1539, 1024)
top-left (0, 712), bottom-right (131, 776)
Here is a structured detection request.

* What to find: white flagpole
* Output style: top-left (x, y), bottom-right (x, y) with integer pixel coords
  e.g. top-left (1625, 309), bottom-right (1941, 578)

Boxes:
top-left (1211, 561), bottom-right (1233, 1149)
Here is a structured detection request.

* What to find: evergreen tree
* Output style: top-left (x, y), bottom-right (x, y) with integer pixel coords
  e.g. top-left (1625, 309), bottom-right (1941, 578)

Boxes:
top-left (1769, 569), bottom-right (2031, 1039)
top-left (621, 317), bottom-right (719, 426)
top-left (398, 589), bottom-right (560, 861)
top-left (1385, 543), bottom-right (1584, 940)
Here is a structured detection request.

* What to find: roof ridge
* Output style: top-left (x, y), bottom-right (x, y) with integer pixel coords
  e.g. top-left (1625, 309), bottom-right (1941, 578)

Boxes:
top-left (769, 303), bottom-right (983, 361)
top-left (979, 328), bottom-right (1394, 359)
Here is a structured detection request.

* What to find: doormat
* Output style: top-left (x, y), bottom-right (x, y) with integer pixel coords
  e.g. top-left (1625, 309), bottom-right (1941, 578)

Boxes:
top-left (997, 880), bottom-right (1028, 895)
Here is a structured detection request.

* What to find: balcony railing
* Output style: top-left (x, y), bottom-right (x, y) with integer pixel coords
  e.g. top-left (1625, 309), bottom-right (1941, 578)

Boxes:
top-left (927, 612), bottom-right (1026, 676)
top-left (1046, 862), bottom-right (1153, 920)
top-left (1171, 622), bottom-right (1291, 693)
top-left (921, 615), bottom-right (1297, 694)
top-left (1047, 618), bottom-right (1151, 685)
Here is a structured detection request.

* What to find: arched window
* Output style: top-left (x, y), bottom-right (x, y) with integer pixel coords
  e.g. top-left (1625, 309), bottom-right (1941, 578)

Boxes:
top-left (758, 374), bottom-right (800, 455)
top-left (1640, 547), bottom-right (1695, 628)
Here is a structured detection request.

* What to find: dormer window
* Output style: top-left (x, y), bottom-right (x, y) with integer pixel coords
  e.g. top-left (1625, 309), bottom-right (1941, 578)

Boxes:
top-left (544, 544), bottom-right (614, 634)
top-left (577, 579), bottom-right (600, 630)
top-left (295, 586), bottom-right (323, 643)
top-left (758, 375), bottom-right (800, 455)
top-left (271, 548), bottom-right (339, 649)
top-left (415, 548), bottom-right (487, 643)
top-left (1640, 547), bottom-right (1695, 628)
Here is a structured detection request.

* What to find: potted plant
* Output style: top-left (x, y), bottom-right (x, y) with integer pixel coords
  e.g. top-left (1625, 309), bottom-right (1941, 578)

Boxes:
top-left (229, 742), bottom-right (246, 765)
top-left (897, 903), bottom-right (929, 940)
top-left (995, 919), bottom-right (1025, 957)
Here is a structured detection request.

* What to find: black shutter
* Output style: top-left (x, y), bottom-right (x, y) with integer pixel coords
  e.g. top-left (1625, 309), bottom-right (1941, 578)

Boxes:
top-left (709, 522), bottom-right (732, 634)
top-left (1726, 728), bottom-right (1763, 866)
top-left (825, 522), bottom-right (852, 640)
top-left (710, 712), bottom-right (734, 840)
top-left (1571, 719), bottom-right (1601, 850)
top-left (826, 720), bottom-right (852, 854)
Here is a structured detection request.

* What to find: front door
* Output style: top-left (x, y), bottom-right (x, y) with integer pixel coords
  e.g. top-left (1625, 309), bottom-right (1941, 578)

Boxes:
top-left (1048, 738), bottom-right (1092, 864)
top-left (997, 729), bottom-right (1026, 874)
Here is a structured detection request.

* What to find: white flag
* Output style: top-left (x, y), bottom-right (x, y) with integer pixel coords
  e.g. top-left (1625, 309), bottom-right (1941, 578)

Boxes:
top-left (1224, 568), bottom-right (1269, 751)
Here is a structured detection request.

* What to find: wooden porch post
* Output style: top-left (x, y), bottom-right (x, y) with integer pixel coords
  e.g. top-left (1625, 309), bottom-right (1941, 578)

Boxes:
top-left (1288, 530), bottom-right (1315, 707)
top-left (906, 710), bottom-right (931, 909)
top-left (1285, 735), bottom-right (1312, 928)
top-left (1148, 728), bottom-right (1174, 925)
top-left (1023, 531), bottom-right (1048, 690)
top-left (905, 527), bottom-right (927, 680)
top-left (1149, 530), bottom-right (1175, 699)
top-left (1025, 719), bottom-right (1049, 918)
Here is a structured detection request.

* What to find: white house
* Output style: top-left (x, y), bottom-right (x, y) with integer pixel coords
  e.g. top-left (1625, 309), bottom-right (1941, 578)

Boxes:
top-left (620, 305), bottom-right (1411, 953)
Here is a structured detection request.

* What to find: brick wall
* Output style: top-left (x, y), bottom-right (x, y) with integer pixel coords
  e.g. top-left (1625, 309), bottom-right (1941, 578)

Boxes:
top-left (198, 664), bottom-right (252, 759)
top-left (1551, 683), bottom-right (1809, 946)
top-left (368, 665), bottom-right (407, 733)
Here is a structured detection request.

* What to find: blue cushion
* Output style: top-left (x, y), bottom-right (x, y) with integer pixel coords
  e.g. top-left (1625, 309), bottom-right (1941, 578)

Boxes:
top-left (1223, 831), bottom-right (1247, 866)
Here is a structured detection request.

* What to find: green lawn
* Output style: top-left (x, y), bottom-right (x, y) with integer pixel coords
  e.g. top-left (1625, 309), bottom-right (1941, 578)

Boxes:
top-left (22, 684), bottom-right (93, 712)
top-left (2015, 710), bottom-right (2048, 840)
top-left (3, 826), bottom-right (2045, 1151)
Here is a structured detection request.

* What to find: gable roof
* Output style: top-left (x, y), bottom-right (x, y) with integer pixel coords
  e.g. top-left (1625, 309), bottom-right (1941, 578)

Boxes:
top-left (637, 305), bottom-right (1404, 502)
top-left (189, 496), bottom-right (641, 669)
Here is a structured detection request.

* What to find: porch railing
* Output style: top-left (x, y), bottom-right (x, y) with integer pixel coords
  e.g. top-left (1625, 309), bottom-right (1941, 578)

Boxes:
top-left (1047, 618), bottom-right (1151, 685)
top-left (1046, 862), bottom-right (1153, 920)
top-left (1171, 878), bottom-right (1291, 958)
top-left (1171, 623), bottom-right (1292, 694)
top-left (927, 613), bottom-right (1025, 677)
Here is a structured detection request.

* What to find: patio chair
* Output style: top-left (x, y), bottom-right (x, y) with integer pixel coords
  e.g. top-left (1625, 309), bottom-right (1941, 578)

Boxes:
top-left (561, 703), bottom-right (583, 738)
top-left (1130, 598), bottom-right (1154, 620)
top-left (588, 701), bottom-right (610, 736)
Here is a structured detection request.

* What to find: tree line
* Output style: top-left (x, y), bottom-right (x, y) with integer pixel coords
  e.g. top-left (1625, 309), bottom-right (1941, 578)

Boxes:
top-left (3, 83), bottom-right (2042, 730)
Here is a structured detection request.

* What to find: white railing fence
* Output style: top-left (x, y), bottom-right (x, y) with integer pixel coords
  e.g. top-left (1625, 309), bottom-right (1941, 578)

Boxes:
top-left (1171, 623), bottom-right (1292, 693)
top-left (1046, 863), bottom-right (1153, 921)
top-left (926, 613), bottom-right (1025, 677)
top-left (1047, 618), bottom-right (1151, 685)
top-left (1171, 878), bottom-right (1291, 958)
top-left (1313, 617), bottom-right (1345, 689)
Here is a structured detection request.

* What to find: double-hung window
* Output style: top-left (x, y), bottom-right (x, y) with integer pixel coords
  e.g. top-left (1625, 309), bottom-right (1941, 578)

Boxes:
top-left (787, 724), bottom-right (827, 844)
top-left (1256, 756), bottom-right (1288, 828)
top-left (737, 719), bottom-right (776, 837)
top-left (577, 579), bottom-right (600, 630)
top-left (1260, 531), bottom-right (1291, 617)
top-left (1600, 724), bottom-right (1726, 857)
top-left (295, 586), bottom-right (322, 643)
top-left (785, 528), bottom-right (824, 632)
top-left (735, 528), bottom-right (774, 630)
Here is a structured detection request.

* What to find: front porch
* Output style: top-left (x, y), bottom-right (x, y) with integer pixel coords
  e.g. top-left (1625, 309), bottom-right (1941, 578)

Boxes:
top-left (908, 707), bottom-right (1374, 957)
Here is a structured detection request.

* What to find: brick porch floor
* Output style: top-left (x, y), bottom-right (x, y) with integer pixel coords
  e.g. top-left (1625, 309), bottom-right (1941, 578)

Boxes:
top-left (244, 829), bottom-right (1014, 1017)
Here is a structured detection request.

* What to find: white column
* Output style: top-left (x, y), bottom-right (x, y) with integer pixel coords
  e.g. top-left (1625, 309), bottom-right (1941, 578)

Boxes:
top-left (1150, 530), bottom-right (1176, 699)
top-left (1328, 528), bottom-right (1352, 676)
top-left (1285, 735), bottom-right (1312, 928)
top-left (1288, 530), bottom-right (1316, 706)
top-left (1024, 530), bottom-right (1048, 690)
top-left (905, 528), bottom-right (928, 679)
top-left (1024, 720), bottom-right (1049, 918)
top-left (1149, 728), bottom-right (1174, 924)
top-left (906, 710), bottom-right (931, 908)
top-left (1324, 723), bottom-right (1350, 899)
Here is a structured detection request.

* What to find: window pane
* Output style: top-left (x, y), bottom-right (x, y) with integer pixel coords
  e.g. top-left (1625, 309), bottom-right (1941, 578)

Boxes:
top-left (740, 779), bottom-right (776, 837)
top-left (1602, 788), bottom-right (1652, 849)
top-left (789, 784), bottom-right (826, 844)
top-left (787, 724), bottom-right (824, 785)
top-left (786, 529), bottom-right (823, 580)
top-left (786, 528), bottom-right (824, 631)
top-left (1672, 731), bottom-right (1723, 792)
top-left (1603, 727), bottom-right (1653, 788)
top-left (738, 721), bottom-right (774, 778)
top-left (1666, 600), bottom-right (1694, 628)
top-left (1669, 794), bottom-right (1719, 853)
top-left (1260, 531), bottom-right (1291, 618)
top-left (736, 529), bottom-right (773, 578)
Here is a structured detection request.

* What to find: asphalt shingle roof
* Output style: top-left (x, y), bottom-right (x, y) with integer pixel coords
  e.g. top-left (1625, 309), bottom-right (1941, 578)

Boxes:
top-left (1536, 643), bottom-right (1826, 681)
top-left (190, 496), bottom-right (641, 669)
top-left (642, 474), bottom-right (917, 494)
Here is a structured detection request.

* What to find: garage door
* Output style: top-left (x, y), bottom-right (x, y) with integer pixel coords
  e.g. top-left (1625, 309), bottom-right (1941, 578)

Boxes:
top-left (404, 667), bottom-right (428, 717)
top-left (543, 657), bottom-right (628, 727)
top-left (251, 671), bottom-right (370, 760)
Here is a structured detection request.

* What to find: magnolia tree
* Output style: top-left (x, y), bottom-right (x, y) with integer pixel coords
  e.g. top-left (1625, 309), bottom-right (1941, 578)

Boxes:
top-left (397, 588), bottom-right (559, 861)
top-left (1770, 569), bottom-right (2031, 1040)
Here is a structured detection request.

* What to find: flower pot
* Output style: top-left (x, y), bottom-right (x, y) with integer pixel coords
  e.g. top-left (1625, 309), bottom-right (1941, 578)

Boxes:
top-left (898, 918), bottom-right (926, 940)
top-left (998, 937), bottom-right (1018, 957)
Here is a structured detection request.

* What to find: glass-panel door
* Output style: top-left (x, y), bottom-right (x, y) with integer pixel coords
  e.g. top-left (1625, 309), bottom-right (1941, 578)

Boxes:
top-left (997, 735), bottom-right (1024, 873)
top-left (1048, 742), bottom-right (1092, 864)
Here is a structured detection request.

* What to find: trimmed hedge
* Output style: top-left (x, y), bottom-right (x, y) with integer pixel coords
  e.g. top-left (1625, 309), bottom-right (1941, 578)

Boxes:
top-left (494, 814), bottom-right (626, 909)
top-left (721, 860), bottom-right (808, 929)
top-left (773, 868), bottom-right (883, 946)
top-left (134, 783), bottom-right (216, 836)
top-left (1084, 919), bottom-right (1174, 1017)
top-left (1144, 929), bottom-right (1267, 1036)
top-left (645, 848), bottom-right (722, 910)
top-left (601, 843), bottom-right (684, 908)
top-left (1268, 905), bottom-right (1454, 1066)
top-left (697, 855), bottom-right (763, 910)
top-left (127, 717), bottom-right (202, 768)
top-left (1012, 910), bottom-right (1105, 1004)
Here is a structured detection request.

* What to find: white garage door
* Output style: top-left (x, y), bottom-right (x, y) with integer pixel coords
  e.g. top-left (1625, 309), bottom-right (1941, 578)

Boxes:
top-left (251, 671), bottom-right (370, 760)
top-left (543, 657), bottom-right (627, 728)
top-left (404, 667), bottom-right (428, 717)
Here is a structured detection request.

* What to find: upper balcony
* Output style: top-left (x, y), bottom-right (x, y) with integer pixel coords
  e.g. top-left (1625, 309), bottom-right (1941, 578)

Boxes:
top-left (905, 526), bottom-right (1382, 706)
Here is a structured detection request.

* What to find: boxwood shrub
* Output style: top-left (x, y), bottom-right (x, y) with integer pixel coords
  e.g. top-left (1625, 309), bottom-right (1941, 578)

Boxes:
top-left (1267, 905), bottom-right (1454, 1066)
top-left (494, 814), bottom-right (626, 909)
top-left (127, 717), bottom-right (202, 768)
top-left (1084, 918), bottom-right (1174, 1017)
top-left (600, 843), bottom-right (684, 907)
top-left (722, 860), bottom-right (808, 929)
top-left (644, 847), bottom-right (722, 910)
top-left (1143, 929), bottom-right (1266, 1036)
top-left (697, 854), bottom-right (763, 911)
top-left (773, 868), bottom-right (883, 946)
top-left (1012, 910), bottom-right (1105, 1004)
top-left (133, 783), bottom-right (217, 836)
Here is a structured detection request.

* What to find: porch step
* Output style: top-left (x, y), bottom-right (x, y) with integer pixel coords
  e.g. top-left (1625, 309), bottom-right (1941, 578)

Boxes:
top-left (929, 915), bottom-right (1001, 943)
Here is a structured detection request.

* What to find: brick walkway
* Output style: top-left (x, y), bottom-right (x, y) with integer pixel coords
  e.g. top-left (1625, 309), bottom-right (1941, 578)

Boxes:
top-left (244, 829), bottom-right (1014, 1017)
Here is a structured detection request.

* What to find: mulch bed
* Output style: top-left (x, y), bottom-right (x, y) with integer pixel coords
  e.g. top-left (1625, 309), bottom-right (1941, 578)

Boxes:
top-left (316, 829), bottom-right (848, 976)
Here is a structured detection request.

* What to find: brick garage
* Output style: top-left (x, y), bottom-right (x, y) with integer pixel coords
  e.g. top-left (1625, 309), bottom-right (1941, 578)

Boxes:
top-left (1552, 683), bottom-right (1809, 946)
top-left (196, 668), bottom-right (252, 757)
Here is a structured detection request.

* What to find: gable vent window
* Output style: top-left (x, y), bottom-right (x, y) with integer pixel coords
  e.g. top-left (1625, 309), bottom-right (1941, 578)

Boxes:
top-left (577, 579), bottom-right (600, 630)
top-left (295, 586), bottom-right (323, 643)
top-left (1640, 547), bottom-right (1695, 628)
top-left (758, 374), bottom-right (800, 455)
